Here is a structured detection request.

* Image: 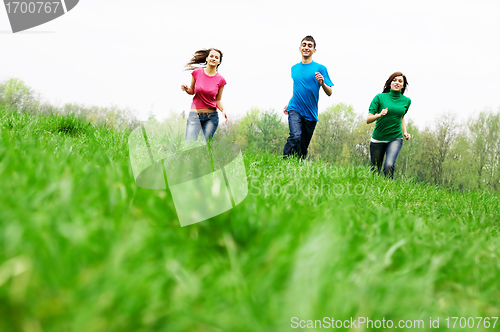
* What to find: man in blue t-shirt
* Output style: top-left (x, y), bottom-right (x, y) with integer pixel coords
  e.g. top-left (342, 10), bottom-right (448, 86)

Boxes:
top-left (283, 35), bottom-right (333, 158)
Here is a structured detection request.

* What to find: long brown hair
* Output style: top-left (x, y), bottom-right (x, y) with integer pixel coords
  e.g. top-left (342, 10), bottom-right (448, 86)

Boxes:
top-left (382, 72), bottom-right (408, 94)
top-left (185, 48), bottom-right (223, 71)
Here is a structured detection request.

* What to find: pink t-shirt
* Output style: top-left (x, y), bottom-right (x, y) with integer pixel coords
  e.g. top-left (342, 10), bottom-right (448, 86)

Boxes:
top-left (191, 68), bottom-right (227, 109)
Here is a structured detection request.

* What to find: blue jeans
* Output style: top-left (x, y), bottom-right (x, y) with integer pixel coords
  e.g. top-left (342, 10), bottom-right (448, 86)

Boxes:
top-left (369, 138), bottom-right (403, 179)
top-left (185, 112), bottom-right (219, 142)
top-left (283, 110), bottom-right (317, 158)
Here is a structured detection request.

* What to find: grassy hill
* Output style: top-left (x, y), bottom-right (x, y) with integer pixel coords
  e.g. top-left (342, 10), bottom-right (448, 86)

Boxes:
top-left (0, 109), bottom-right (499, 331)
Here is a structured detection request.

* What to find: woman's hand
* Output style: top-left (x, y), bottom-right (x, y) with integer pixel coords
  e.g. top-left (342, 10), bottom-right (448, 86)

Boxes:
top-left (404, 132), bottom-right (411, 140)
top-left (366, 108), bottom-right (388, 124)
top-left (222, 110), bottom-right (228, 123)
top-left (183, 77), bottom-right (196, 95)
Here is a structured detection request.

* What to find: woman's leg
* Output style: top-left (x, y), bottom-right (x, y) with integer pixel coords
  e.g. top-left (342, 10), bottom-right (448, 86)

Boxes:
top-left (201, 112), bottom-right (219, 141)
top-left (383, 138), bottom-right (403, 179)
top-left (185, 112), bottom-right (202, 141)
top-left (369, 141), bottom-right (388, 174)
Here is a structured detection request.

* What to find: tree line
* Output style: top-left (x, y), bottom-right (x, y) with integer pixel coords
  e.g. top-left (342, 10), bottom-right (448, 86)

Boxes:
top-left (0, 78), bottom-right (141, 129)
top-left (218, 103), bottom-right (500, 193)
top-left (2, 78), bottom-right (499, 192)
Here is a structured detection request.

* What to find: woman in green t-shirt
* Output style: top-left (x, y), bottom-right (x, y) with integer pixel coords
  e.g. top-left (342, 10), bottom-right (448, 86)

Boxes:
top-left (366, 72), bottom-right (411, 178)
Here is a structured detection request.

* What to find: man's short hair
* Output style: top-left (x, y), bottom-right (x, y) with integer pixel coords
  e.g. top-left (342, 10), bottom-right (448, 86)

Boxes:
top-left (301, 35), bottom-right (316, 48)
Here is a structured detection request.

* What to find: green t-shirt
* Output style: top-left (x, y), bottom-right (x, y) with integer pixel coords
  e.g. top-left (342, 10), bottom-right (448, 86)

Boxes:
top-left (368, 90), bottom-right (411, 141)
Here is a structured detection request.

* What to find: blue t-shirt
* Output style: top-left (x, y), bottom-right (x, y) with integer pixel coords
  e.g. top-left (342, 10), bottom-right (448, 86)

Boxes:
top-left (288, 61), bottom-right (333, 122)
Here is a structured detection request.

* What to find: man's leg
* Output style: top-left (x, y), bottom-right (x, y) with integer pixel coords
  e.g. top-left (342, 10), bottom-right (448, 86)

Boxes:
top-left (298, 118), bottom-right (317, 159)
top-left (283, 110), bottom-right (302, 157)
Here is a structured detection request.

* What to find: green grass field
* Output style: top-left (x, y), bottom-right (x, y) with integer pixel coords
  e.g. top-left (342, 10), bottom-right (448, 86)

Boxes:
top-left (1, 109), bottom-right (499, 331)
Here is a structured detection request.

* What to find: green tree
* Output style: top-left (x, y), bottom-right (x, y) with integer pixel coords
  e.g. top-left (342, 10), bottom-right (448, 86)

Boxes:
top-left (395, 120), bottom-right (420, 180)
top-left (0, 78), bottom-right (40, 114)
top-left (311, 103), bottom-right (361, 163)
top-left (351, 121), bottom-right (372, 166)
top-left (469, 109), bottom-right (500, 189)
top-left (433, 113), bottom-right (459, 184)
top-left (405, 127), bottom-right (440, 183)
top-left (229, 108), bottom-right (287, 154)
top-left (442, 128), bottom-right (474, 190)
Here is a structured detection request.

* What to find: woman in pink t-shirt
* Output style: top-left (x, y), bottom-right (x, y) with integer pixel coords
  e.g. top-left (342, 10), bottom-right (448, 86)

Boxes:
top-left (181, 48), bottom-right (227, 142)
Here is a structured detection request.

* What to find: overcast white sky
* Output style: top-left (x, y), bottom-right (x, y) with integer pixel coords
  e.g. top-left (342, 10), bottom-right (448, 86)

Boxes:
top-left (1, 0), bottom-right (500, 128)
